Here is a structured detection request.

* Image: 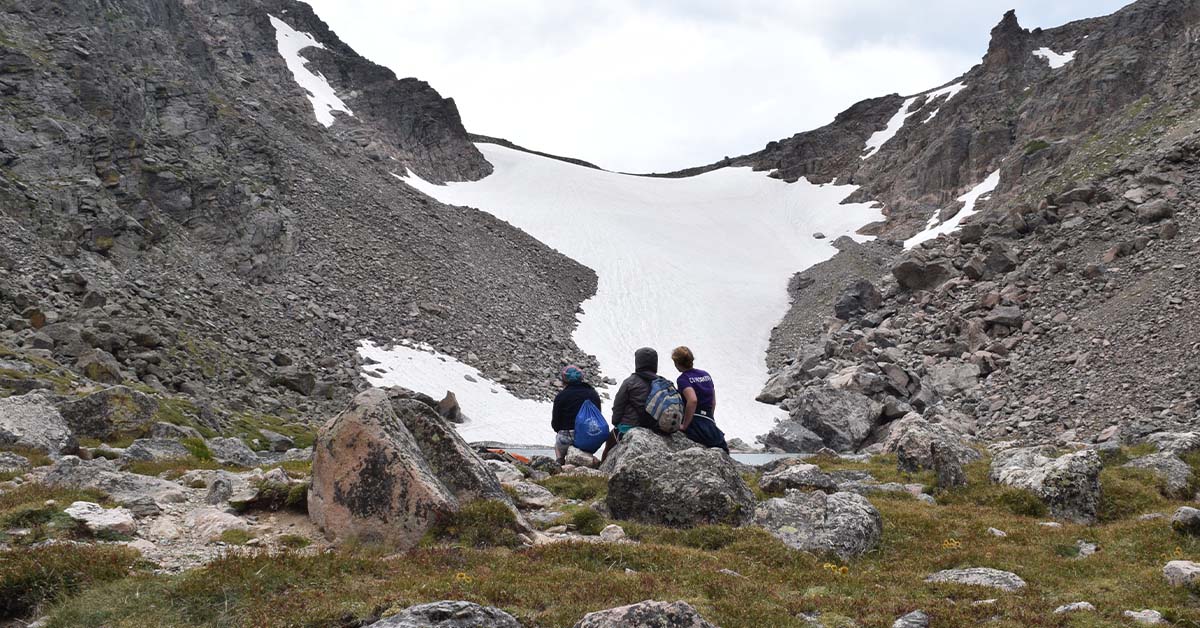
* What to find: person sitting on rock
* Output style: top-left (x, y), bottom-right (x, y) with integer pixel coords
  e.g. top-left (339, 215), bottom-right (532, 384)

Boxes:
top-left (672, 345), bottom-right (728, 453)
top-left (551, 365), bottom-right (603, 465)
top-left (611, 347), bottom-right (661, 441)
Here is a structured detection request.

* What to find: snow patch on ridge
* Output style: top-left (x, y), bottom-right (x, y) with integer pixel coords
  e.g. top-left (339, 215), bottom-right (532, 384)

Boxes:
top-left (359, 341), bottom-right (549, 443)
top-left (920, 82), bottom-right (967, 123)
top-left (268, 15), bottom-right (353, 127)
top-left (861, 97), bottom-right (918, 159)
top-left (905, 170), bottom-right (1001, 249)
top-left (382, 142), bottom-right (884, 445)
top-left (1033, 47), bottom-right (1076, 69)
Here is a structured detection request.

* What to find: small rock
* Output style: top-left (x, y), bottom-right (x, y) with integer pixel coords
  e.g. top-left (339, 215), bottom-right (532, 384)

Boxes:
top-left (599, 524), bottom-right (626, 542)
top-left (892, 610), bottom-right (929, 628)
top-left (64, 501), bottom-right (137, 536)
top-left (184, 507), bottom-right (249, 541)
top-left (1053, 602), bottom-right (1095, 614)
top-left (1123, 609), bottom-right (1165, 625)
top-left (987, 527), bottom-right (1007, 537)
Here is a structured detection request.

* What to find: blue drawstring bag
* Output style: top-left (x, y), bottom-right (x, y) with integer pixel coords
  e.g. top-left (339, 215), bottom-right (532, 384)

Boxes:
top-left (573, 400), bottom-right (609, 454)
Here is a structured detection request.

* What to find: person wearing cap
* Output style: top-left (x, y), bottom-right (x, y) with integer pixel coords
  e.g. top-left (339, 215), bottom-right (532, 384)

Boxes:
top-left (551, 364), bottom-right (603, 465)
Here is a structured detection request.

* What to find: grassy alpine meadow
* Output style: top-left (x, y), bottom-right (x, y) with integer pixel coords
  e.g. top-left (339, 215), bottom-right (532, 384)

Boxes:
top-left (6, 451), bottom-right (1200, 627)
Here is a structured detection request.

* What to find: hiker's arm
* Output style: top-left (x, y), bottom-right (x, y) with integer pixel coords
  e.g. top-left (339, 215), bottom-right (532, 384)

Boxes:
top-left (612, 383), bottom-right (628, 423)
top-left (681, 386), bottom-right (698, 430)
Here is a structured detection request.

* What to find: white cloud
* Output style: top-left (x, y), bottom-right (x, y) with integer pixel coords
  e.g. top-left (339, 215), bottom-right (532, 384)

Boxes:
top-left (304, 0), bottom-right (1130, 172)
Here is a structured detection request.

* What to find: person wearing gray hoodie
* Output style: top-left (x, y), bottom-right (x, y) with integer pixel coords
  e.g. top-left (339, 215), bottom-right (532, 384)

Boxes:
top-left (611, 347), bottom-right (660, 438)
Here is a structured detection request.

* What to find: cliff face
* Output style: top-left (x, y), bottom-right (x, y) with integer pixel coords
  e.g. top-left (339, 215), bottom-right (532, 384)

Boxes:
top-left (0, 0), bottom-right (597, 424)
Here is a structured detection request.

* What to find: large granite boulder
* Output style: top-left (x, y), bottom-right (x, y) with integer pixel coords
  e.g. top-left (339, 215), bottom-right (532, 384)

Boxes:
top-left (598, 428), bottom-right (699, 474)
top-left (882, 413), bottom-right (981, 472)
top-left (385, 388), bottom-right (511, 505)
top-left (753, 489), bottom-right (882, 560)
top-left (574, 600), bottom-right (716, 628)
top-left (0, 392), bottom-right (76, 454)
top-left (309, 388), bottom-right (458, 546)
top-left (606, 428), bottom-right (753, 527)
top-left (989, 448), bottom-right (1101, 523)
top-left (55, 386), bottom-right (158, 439)
top-left (366, 600), bottom-right (522, 627)
top-left (782, 386), bottom-right (882, 452)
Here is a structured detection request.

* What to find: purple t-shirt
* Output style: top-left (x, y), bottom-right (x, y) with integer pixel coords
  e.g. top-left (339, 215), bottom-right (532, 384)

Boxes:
top-left (677, 368), bottom-right (715, 414)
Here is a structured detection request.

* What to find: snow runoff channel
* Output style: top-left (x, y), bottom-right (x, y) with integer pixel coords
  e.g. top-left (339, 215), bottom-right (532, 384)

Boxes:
top-left (377, 143), bottom-right (883, 445)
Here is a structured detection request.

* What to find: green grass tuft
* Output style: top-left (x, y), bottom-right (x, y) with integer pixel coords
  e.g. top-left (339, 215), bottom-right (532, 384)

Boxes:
top-left (0, 544), bottom-right (137, 619)
top-left (537, 475), bottom-right (608, 501)
top-left (570, 508), bottom-right (605, 536)
top-left (427, 500), bottom-right (523, 549)
top-left (218, 529), bottom-right (254, 546)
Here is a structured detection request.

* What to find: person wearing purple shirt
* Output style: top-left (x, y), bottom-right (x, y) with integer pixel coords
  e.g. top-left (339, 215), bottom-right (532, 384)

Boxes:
top-left (671, 346), bottom-right (728, 452)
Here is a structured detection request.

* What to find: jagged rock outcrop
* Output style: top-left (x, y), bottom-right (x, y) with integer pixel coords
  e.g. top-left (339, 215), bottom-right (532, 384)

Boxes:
top-left (606, 428), bottom-right (754, 526)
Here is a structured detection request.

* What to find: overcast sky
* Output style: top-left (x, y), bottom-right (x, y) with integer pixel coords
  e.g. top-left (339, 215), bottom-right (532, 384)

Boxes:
top-left (305, 0), bottom-right (1130, 173)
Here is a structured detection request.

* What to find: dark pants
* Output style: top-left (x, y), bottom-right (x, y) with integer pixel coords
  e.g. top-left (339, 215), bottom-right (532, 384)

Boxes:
top-left (684, 411), bottom-right (728, 453)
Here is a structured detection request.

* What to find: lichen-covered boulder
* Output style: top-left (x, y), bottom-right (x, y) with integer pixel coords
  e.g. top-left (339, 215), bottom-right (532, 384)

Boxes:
top-left (989, 447), bottom-right (1101, 523)
top-left (606, 428), bottom-right (753, 526)
top-left (0, 392), bottom-right (75, 454)
top-left (573, 600), bottom-right (716, 628)
top-left (366, 600), bottom-right (522, 628)
top-left (309, 388), bottom-right (457, 546)
top-left (753, 489), bottom-right (882, 559)
top-left (1125, 453), bottom-right (1194, 498)
top-left (56, 386), bottom-right (158, 439)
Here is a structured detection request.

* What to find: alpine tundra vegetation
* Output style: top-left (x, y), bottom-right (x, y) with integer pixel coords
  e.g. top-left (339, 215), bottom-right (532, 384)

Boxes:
top-left (2, 0), bottom-right (1200, 626)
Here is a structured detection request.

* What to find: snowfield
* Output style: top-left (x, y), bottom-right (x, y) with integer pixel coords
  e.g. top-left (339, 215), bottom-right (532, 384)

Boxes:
top-left (269, 15), bottom-right (353, 127)
top-left (374, 142), bottom-right (883, 446)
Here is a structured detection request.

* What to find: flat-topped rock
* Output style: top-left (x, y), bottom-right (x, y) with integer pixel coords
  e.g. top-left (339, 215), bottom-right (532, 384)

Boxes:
top-left (925, 567), bottom-right (1026, 592)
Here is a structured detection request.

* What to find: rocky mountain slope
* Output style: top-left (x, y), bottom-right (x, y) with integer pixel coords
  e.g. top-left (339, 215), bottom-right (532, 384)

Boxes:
top-left (735, 0), bottom-right (1200, 452)
top-left (0, 0), bottom-right (599, 437)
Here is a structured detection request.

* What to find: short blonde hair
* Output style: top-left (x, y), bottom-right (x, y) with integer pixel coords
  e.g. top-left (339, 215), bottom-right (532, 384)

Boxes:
top-left (671, 346), bottom-right (694, 370)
